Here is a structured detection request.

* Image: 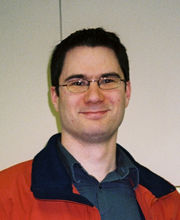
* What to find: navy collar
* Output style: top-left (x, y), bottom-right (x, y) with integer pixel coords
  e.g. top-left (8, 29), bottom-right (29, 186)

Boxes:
top-left (31, 133), bottom-right (93, 206)
top-left (117, 142), bottom-right (176, 198)
top-left (31, 133), bottom-right (176, 201)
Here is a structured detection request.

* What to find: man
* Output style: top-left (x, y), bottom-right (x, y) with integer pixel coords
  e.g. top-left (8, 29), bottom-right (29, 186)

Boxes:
top-left (0, 28), bottom-right (179, 220)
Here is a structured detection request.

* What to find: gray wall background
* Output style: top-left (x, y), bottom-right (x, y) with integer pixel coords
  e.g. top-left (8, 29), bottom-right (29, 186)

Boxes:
top-left (0, 0), bottom-right (179, 186)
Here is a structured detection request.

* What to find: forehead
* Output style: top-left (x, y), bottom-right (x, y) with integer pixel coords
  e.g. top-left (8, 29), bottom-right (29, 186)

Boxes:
top-left (60, 46), bottom-right (122, 81)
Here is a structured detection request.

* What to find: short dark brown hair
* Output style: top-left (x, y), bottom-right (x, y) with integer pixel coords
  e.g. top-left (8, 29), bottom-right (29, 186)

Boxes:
top-left (50, 27), bottom-right (130, 95)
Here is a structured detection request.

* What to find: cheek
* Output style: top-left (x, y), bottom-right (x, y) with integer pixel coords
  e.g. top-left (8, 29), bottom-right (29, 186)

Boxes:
top-left (59, 93), bottom-right (81, 115)
top-left (107, 92), bottom-right (124, 105)
top-left (108, 93), bottom-right (127, 113)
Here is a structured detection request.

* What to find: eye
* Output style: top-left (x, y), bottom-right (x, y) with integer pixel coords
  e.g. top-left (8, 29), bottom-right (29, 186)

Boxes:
top-left (101, 77), bottom-right (116, 84)
top-left (68, 79), bottom-right (87, 86)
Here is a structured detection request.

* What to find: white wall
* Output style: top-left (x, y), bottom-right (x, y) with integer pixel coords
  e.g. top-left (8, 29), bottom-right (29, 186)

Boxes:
top-left (61, 0), bottom-right (180, 185)
top-left (0, 0), bottom-right (60, 169)
top-left (0, 0), bottom-right (179, 186)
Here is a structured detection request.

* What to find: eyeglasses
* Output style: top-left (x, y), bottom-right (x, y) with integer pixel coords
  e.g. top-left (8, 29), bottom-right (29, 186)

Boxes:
top-left (58, 74), bottom-right (126, 93)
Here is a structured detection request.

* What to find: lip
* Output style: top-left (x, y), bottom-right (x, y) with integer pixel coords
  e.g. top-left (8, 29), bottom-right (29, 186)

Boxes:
top-left (79, 110), bottom-right (109, 120)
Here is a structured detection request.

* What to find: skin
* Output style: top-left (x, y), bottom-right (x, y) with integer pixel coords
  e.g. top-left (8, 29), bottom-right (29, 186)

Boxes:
top-left (51, 46), bottom-right (131, 181)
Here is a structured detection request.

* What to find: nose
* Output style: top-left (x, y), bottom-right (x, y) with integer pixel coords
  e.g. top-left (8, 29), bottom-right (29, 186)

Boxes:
top-left (84, 81), bottom-right (105, 104)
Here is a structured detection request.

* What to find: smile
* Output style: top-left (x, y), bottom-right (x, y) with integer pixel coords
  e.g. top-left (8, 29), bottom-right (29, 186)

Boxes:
top-left (79, 110), bottom-right (109, 120)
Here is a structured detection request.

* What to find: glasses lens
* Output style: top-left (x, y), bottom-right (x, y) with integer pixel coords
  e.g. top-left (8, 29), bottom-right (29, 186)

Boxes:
top-left (99, 77), bottom-right (121, 90)
top-left (67, 79), bottom-right (88, 93)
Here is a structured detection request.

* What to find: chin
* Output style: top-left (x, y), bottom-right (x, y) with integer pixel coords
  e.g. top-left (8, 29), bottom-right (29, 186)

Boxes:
top-left (78, 129), bottom-right (117, 144)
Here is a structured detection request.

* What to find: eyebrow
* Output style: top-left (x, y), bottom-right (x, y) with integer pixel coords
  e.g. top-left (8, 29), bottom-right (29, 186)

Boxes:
top-left (64, 74), bottom-right (85, 82)
top-left (64, 72), bottom-right (121, 82)
top-left (101, 72), bottom-right (120, 78)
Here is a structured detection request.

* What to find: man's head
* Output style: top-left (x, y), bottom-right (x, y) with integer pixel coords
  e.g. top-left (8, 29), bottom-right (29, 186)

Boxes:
top-left (50, 27), bottom-right (129, 96)
top-left (50, 28), bottom-right (131, 144)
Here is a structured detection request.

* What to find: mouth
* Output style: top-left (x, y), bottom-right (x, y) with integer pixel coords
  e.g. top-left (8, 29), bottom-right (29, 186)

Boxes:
top-left (79, 110), bottom-right (109, 120)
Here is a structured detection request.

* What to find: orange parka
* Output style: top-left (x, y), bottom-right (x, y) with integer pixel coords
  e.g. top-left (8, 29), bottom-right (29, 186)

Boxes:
top-left (0, 134), bottom-right (180, 220)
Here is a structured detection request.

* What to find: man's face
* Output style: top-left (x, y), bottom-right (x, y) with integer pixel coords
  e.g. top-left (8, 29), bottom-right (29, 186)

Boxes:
top-left (51, 46), bottom-right (131, 143)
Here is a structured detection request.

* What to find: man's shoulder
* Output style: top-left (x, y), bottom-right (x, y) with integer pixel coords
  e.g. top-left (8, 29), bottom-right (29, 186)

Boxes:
top-left (0, 160), bottom-right (33, 189)
top-left (117, 144), bottom-right (177, 197)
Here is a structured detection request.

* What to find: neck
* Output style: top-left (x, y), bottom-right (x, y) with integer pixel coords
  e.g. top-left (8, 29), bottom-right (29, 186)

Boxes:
top-left (61, 132), bottom-right (117, 182)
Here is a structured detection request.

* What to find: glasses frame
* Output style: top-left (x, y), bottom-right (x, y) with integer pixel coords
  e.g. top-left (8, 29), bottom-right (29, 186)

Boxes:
top-left (58, 76), bottom-right (126, 93)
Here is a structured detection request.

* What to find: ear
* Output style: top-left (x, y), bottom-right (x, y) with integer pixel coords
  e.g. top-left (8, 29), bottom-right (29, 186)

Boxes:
top-left (125, 81), bottom-right (131, 108)
top-left (50, 86), bottom-right (59, 112)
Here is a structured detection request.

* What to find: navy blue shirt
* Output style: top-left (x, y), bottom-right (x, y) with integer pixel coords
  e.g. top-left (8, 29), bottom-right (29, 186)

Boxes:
top-left (58, 141), bottom-right (141, 220)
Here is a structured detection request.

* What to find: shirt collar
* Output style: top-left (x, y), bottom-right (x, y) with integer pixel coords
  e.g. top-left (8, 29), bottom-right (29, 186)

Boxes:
top-left (116, 145), bottom-right (139, 188)
top-left (57, 138), bottom-right (80, 182)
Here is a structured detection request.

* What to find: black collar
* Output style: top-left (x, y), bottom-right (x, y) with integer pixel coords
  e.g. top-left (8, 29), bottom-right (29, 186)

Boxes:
top-left (31, 133), bottom-right (93, 206)
top-left (31, 133), bottom-right (176, 201)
